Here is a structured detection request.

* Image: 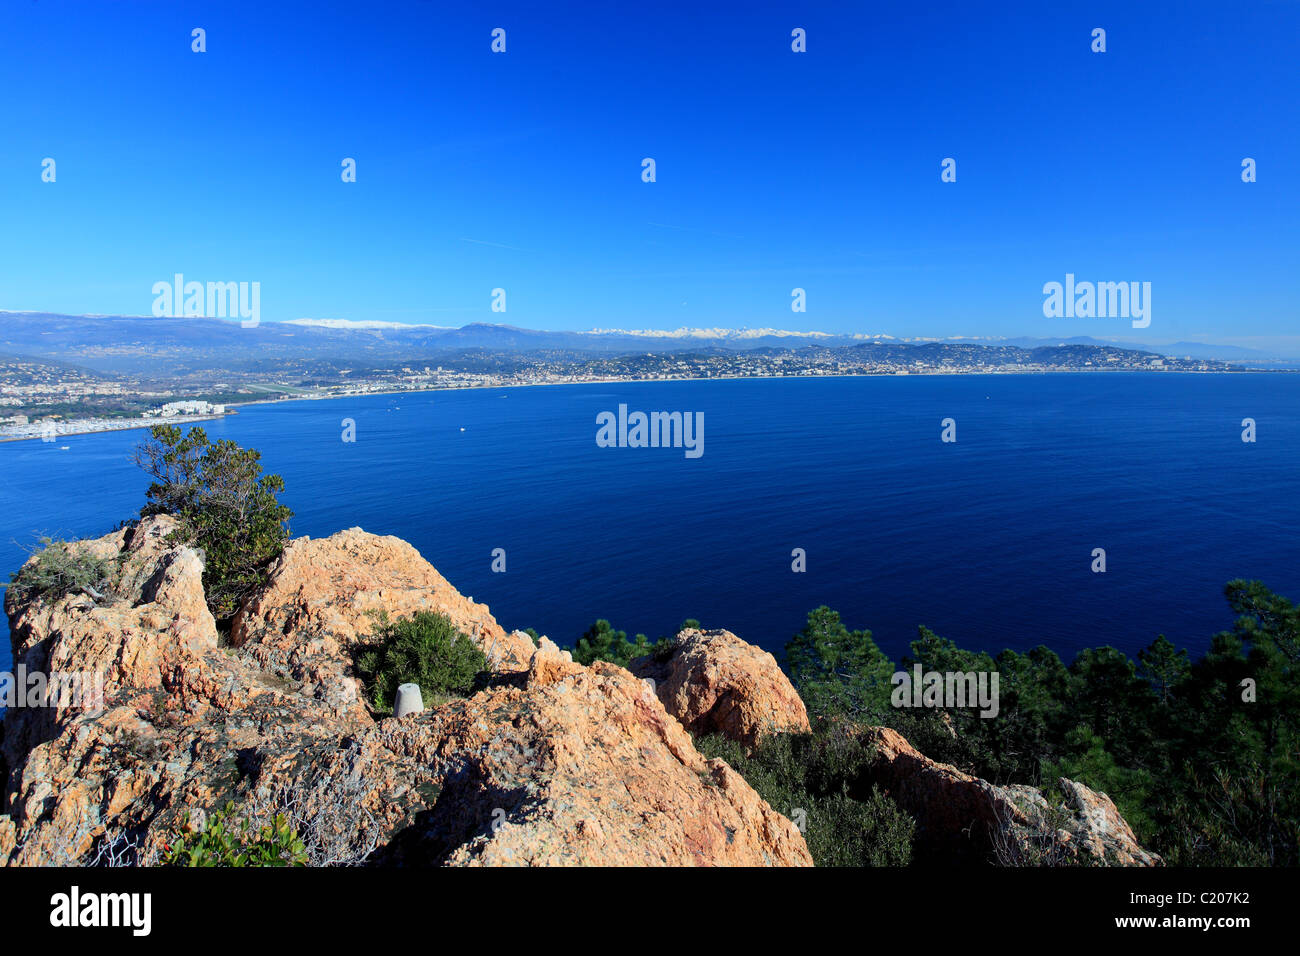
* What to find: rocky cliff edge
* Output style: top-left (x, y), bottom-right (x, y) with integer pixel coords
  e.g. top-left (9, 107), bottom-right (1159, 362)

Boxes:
top-left (0, 519), bottom-right (1156, 867)
top-left (0, 519), bottom-right (809, 866)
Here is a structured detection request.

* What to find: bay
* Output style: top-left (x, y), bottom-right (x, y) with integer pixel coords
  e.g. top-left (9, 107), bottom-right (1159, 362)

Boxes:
top-left (2, 372), bottom-right (1297, 674)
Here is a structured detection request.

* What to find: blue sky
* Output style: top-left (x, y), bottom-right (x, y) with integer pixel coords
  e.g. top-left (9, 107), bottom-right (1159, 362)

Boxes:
top-left (0, 0), bottom-right (1296, 347)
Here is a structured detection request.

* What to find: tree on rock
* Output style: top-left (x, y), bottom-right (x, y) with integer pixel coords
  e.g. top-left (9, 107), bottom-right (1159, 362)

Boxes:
top-left (134, 424), bottom-right (293, 619)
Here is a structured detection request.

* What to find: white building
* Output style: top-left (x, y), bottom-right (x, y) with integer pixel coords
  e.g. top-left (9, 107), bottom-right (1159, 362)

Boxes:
top-left (152, 401), bottom-right (225, 417)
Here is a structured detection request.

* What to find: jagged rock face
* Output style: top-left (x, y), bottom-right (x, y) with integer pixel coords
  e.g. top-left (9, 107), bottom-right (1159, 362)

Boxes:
top-left (1055, 777), bottom-right (1157, 866)
top-left (231, 528), bottom-right (536, 674)
top-left (0, 527), bottom-right (811, 867)
top-left (380, 640), bottom-right (811, 866)
top-left (629, 628), bottom-right (810, 751)
top-left (3, 517), bottom-right (219, 770)
top-left (862, 727), bottom-right (1160, 866)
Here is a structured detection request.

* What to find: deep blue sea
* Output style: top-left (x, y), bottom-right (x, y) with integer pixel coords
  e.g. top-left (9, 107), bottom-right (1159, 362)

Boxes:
top-left (2, 373), bottom-right (1298, 673)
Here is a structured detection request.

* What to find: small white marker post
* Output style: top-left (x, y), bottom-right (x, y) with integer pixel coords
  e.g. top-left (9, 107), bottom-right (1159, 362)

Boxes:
top-left (394, 683), bottom-right (424, 718)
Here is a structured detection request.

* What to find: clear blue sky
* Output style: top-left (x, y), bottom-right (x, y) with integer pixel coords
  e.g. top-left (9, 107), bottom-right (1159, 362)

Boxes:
top-left (1, 0), bottom-right (1296, 347)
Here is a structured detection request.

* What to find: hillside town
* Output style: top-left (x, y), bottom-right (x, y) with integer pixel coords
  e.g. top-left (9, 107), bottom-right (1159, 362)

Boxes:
top-left (0, 341), bottom-right (1240, 442)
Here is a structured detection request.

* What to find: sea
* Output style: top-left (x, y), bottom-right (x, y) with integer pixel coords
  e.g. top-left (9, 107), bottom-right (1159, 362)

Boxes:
top-left (2, 372), bottom-right (1298, 675)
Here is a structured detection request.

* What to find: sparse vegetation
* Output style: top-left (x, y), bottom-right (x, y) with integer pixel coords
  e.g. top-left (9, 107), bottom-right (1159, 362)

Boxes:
top-left (239, 748), bottom-right (382, 866)
top-left (7, 537), bottom-right (116, 603)
top-left (163, 805), bottom-right (307, 867)
top-left (989, 791), bottom-right (1079, 867)
top-left (697, 726), bottom-right (915, 866)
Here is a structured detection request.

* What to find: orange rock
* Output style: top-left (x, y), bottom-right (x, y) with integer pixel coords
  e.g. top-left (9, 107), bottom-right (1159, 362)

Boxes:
top-left (376, 640), bottom-right (811, 866)
top-left (630, 628), bottom-right (810, 751)
top-left (231, 528), bottom-right (535, 673)
top-left (2, 525), bottom-right (810, 868)
top-left (861, 726), bottom-right (1159, 866)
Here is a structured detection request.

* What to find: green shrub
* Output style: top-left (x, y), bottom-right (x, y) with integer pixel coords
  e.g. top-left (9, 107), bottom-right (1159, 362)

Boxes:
top-left (352, 611), bottom-right (486, 714)
top-left (134, 424), bottom-right (292, 619)
top-left (7, 538), bottom-right (116, 602)
top-left (810, 788), bottom-right (916, 867)
top-left (163, 806), bottom-right (307, 867)
top-left (651, 635), bottom-right (680, 662)
top-left (697, 726), bottom-right (914, 866)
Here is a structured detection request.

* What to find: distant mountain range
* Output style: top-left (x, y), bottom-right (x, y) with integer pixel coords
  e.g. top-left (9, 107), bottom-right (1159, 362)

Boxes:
top-left (944, 335), bottom-right (1284, 364)
top-left (287, 318), bottom-right (1290, 362)
top-left (0, 311), bottom-right (1291, 376)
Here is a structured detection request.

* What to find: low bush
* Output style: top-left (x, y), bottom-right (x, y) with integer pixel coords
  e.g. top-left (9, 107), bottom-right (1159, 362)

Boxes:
top-left (163, 806), bottom-right (307, 867)
top-left (697, 726), bottom-right (915, 866)
top-left (352, 611), bottom-right (486, 714)
top-left (7, 538), bottom-right (116, 603)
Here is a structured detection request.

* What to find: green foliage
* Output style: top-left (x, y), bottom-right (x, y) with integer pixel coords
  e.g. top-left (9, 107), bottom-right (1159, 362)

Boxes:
top-left (1152, 580), bottom-right (1300, 865)
top-left (571, 619), bottom-right (673, 667)
top-left (1042, 725), bottom-right (1155, 840)
top-left (651, 635), bottom-right (680, 662)
top-left (163, 806), bottom-right (307, 867)
top-left (7, 537), bottom-right (116, 602)
top-left (352, 611), bottom-right (486, 714)
top-left (1137, 634), bottom-right (1191, 705)
top-left (782, 580), bottom-right (1300, 867)
top-left (1067, 646), bottom-right (1154, 765)
top-left (784, 606), bottom-right (895, 721)
top-left (1159, 768), bottom-right (1281, 866)
top-left (697, 726), bottom-right (914, 866)
top-left (134, 425), bottom-right (292, 619)
top-left (986, 644), bottom-right (1072, 782)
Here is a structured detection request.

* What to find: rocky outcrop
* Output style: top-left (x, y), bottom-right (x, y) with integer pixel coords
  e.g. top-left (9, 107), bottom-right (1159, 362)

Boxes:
top-left (861, 726), bottom-right (1159, 866)
top-left (0, 525), bottom-right (811, 867)
top-left (1055, 777), bottom-right (1157, 866)
top-left (3, 517), bottom-right (219, 767)
top-left (388, 639), bottom-right (811, 866)
top-left (629, 628), bottom-right (810, 751)
top-left (620, 624), bottom-right (1157, 867)
top-left (231, 528), bottom-right (536, 674)
top-left (1, 520), bottom-right (1155, 868)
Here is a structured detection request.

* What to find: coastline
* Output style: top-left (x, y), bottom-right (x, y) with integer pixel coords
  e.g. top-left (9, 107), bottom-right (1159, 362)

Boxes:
top-left (0, 366), bottom-right (1273, 444)
top-left (0, 412), bottom-right (229, 445)
top-left (224, 365), bottom-right (1271, 410)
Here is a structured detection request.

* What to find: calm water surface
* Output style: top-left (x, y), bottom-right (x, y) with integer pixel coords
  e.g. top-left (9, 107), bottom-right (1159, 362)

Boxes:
top-left (2, 373), bottom-right (1297, 673)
